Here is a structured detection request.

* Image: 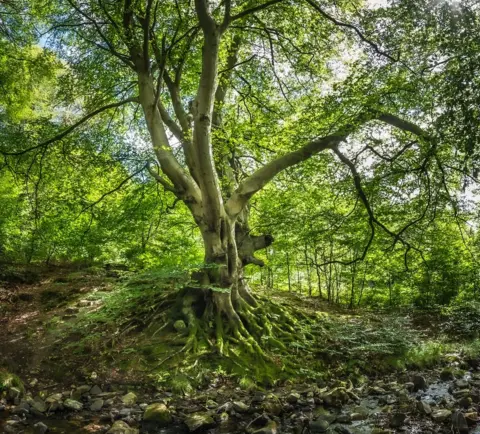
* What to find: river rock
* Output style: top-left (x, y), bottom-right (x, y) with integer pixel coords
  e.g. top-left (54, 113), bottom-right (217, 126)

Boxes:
top-left (390, 412), bottom-right (406, 428)
top-left (252, 420), bottom-right (278, 434)
top-left (334, 428), bottom-right (353, 434)
top-left (121, 392), bottom-right (137, 406)
top-left (251, 392), bottom-right (266, 404)
top-left (336, 413), bottom-right (351, 423)
top-left (314, 407), bottom-right (336, 424)
top-left (8, 387), bottom-right (22, 402)
top-left (184, 412), bottom-right (215, 432)
top-left (12, 401), bottom-right (30, 415)
top-left (310, 419), bottom-right (330, 433)
top-left (106, 420), bottom-right (139, 434)
top-left (431, 409), bottom-right (452, 422)
top-left (46, 393), bottom-right (62, 403)
top-left (31, 396), bottom-right (47, 413)
top-left (33, 422), bottom-right (49, 434)
top-left (286, 392), bottom-right (300, 404)
top-left (64, 398), bottom-right (83, 411)
top-left (452, 411), bottom-right (469, 433)
top-left (413, 375), bottom-right (427, 392)
top-left (465, 411), bottom-right (478, 425)
top-left (440, 368), bottom-right (455, 381)
top-left (233, 400), bottom-right (249, 413)
top-left (90, 398), bottom-right (104, 411)
top-left (262, 399), bottom-right (282, 416)
top-left (143, 403), bottom-right (172, 425)
top-left (458, 396), bottom-right (472, 408)
top-left (72, 385), bottom-right (91, 400)
top-left (90, 385), bottom-right (102, 395)
top-left (416, 400), bottom-right (431, 415)
top-left (455, 379), bottom-right (470, 389)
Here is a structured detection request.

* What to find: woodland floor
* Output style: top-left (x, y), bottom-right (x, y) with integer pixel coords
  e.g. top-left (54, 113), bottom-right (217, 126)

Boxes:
top-left (0, 266), bottom-right (480, 434)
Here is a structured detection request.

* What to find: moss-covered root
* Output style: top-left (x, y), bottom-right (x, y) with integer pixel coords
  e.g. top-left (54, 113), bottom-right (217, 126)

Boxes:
top-left (157, 287), bottom-right (311, 379)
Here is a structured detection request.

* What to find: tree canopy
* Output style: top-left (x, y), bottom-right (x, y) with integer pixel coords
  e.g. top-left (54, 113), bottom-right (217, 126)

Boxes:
top-left (1, 0), bottom-right (480, 376)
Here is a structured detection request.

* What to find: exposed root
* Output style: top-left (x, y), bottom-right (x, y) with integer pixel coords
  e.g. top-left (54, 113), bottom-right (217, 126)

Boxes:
top-left (151, 285), bottom-right (315, 381)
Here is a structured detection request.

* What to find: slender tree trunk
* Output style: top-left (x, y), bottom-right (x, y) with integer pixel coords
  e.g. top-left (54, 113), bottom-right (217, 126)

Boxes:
top-left (286, 251), bottom-right (292, 292)
top-left (304, 244), bottom-right (312, 296)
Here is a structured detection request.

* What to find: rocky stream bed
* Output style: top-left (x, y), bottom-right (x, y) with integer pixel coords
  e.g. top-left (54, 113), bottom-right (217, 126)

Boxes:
top-left (1, 363), bottom-right (480, 434)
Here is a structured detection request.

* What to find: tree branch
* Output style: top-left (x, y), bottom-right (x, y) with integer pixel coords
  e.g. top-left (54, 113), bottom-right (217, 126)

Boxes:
top-left (78, 164), bottom-right (147, 216)
top-left (230, 0), bottom-right (284, 22)
top-left (226, 111), bottom-right (433, 218)
top-left (2, 97), bottom-right (139, 156)
top-left (225, 134), bottom-right (345, 217)
top-left (146, 162), bottom-right (178, 193)
top-left (304, 0), bottom-right (398, 63)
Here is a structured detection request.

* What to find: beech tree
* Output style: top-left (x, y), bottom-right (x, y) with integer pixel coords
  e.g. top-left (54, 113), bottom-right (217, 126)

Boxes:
top-left (3, 0), bottom-right (478, 368)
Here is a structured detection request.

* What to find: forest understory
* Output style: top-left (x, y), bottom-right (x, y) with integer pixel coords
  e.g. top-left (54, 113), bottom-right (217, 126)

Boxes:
top-left (1, 265), bottom-right (480, 434)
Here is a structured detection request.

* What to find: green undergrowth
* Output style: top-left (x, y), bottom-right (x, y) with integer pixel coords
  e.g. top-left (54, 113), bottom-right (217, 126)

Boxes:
top-left (38, 269), bottom-right (480, 391)
top-left (0, 368), bottom-right (24, 393)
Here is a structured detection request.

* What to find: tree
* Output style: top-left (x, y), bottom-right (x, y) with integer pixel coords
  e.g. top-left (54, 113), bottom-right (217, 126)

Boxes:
top-left (3, 0), bottom-right (479, 373)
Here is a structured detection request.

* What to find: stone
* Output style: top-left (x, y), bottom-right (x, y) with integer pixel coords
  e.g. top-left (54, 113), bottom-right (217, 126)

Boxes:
top-left (310, 419), bottom-right (330, 433)
top-left (8, 387), bottom-right (22, 401)
top-left (31, 396), bottom-right (47, 413)
top-left (440, 369), bottom-right (455, 381)
top-left (351, 405), bottom-right (369, 419)
top-left (46, 393), bottom-right (62, 403)
top-left (233, 400), bottom-right (249, 413)
top-left (217, 402), bottom-right (233, 413)
top-left (336, 413), bottom-right (351, 423)
top-left (252, 420), bottom-right (278, 434)
top-left (90, 385), bottom-right (103, 395)
top-left (453, 389), bottom-right (470, 399)
top-left (262, 400), bottom-right (282, 416)
top-left (106, 420), bottom-right (139, 434)
top-left (143, 403), bottom-right (172, 425)
top-left (33, 422), bottom-right (49, 434)
top-left (90, 398), bottom-right (104, 411)
top-left (369, 386), bottom-right (387, 395)
top-left (320, 388), bottom-right (349, 407)
top-left (431, 409), bottom-right (452, 422)
top-left (314, 407), bottom-right (336, 424)
top-left (465, 412), bottom-right (478, 425)
top-left (64, 398), bottom-right (83, 411)
top-left (334, 428), bottom-right (353, 434)
top-left (412, 375), bottom-right (427, 392)
top-left (173, 320), bottom-right (187, 332)
top-left (452, 411), bottom-right (469, 433)
top-left (417, 400), bottom-right (432, 415)
top-left (184, 412), bottom-right (215, 432)
top-left (72, 384), bottom-right (91, 400)
top-left (390, 412), bottom-right (406, 428)
top-left (205, 399), bottom-right (217, 409)
top-left (286, 392), bottom-right (300, 404)
top-left (118, 408), bottom-right (133, 417)
top-left (121, 392), bottom-right (137, 406)
top-left (350, 412), bottom-right (368, 421)
top-left (251, 392), bottom-right (266, 404)
top-left (458, 396), bottom-right (472, 408)
top-left (455, 379), bottom-right (470, 389)
top-left (12, 401), bottom-right (30, 415)
top-left (404, 382), bottom-right (415, 392)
